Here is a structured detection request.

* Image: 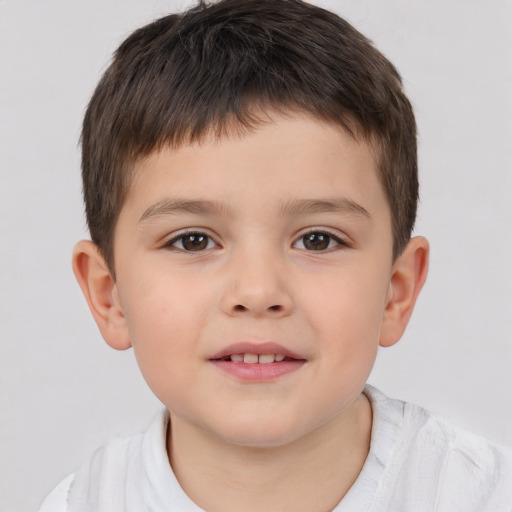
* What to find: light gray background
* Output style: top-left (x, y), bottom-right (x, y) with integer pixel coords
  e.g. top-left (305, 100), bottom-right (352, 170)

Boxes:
top-left (1, 1), bottom-right (511, 510)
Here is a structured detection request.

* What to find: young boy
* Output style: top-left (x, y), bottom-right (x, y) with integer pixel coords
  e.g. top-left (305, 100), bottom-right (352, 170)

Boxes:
top-left (40, 0), bottom-right (512, 510)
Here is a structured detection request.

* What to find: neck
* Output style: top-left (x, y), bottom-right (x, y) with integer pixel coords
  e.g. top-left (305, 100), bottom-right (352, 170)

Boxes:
top-left (167, 393), bottom-right (372, 512)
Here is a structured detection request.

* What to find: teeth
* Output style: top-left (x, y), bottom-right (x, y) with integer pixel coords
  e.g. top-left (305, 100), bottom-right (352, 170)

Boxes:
top-left (243, 353), bottom-right (259, 364)
top-left (229, 353), bottom-right (287, 363)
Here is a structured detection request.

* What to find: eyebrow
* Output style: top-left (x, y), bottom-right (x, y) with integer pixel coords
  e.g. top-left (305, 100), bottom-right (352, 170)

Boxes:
top-left (139, 199), bottom-right (235, 222)
top-left (279, 198), bottom-right (370, 219)
top-left (139, 196), bottom-right (370, 223)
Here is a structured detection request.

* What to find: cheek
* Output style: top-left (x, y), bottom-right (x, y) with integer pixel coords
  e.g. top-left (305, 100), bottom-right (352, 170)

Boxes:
top-left (301, 270), bottom-right (386, 408)
top-left (302, 266), bottom-right (389, 345)
top-left (123, 266), bottom-right (209, 334)
top-left (299, 266), bottom-right (389, 395)
top-left (118, 273), bottom-right (211, 393)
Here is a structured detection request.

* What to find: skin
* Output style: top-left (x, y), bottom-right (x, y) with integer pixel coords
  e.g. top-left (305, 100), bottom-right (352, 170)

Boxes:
top-left (73, 112), bottom-right (429, 511)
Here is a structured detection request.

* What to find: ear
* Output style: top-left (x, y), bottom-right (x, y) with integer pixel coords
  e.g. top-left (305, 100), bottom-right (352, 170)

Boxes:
top-left (72, 240), bottom-right (132, 350)
top-left (379, 236), bottom-right (429, 348)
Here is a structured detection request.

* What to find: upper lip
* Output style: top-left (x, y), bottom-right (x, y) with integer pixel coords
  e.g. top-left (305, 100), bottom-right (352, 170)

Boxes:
top-left (209, 342), bottom-right (305, 361)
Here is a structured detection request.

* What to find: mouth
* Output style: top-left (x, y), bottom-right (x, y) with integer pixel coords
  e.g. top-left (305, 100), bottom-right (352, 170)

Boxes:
top-left (212, 353), bottom-right (298, 364)
top-left (209, 342), bottom-right (306, 381)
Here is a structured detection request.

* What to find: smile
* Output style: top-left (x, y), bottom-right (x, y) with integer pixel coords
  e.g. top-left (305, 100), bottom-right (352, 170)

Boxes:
top-left (209, 343), bottom-right (306, 381)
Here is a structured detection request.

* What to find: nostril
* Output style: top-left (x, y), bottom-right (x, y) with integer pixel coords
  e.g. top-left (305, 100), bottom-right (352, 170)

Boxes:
top-left (232, 304), bottom-right (282, 313)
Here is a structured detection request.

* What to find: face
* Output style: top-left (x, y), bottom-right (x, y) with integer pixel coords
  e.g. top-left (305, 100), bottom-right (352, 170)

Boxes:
top-left (112, 113), bottom-right (395, 447)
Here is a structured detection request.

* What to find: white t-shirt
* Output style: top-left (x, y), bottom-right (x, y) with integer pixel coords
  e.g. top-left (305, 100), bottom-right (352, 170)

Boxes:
top-left (39, 385), bottom-right (512, 511)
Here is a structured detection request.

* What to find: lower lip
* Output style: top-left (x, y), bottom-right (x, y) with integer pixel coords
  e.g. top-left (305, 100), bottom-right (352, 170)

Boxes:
top-left (210, 360), bottom-right (305, 381)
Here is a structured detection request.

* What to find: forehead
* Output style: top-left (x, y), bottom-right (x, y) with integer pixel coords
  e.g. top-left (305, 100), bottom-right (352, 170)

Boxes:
top-left (123, 112), bottom-right (387, 222)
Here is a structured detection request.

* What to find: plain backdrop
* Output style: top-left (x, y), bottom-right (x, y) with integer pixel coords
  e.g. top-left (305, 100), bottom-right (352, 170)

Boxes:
top-left (1, 1), bottom-right (511, 510)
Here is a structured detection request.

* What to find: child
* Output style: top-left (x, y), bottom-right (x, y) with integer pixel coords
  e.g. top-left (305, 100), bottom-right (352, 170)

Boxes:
top-left (40, 0), bottom-right (512, 510)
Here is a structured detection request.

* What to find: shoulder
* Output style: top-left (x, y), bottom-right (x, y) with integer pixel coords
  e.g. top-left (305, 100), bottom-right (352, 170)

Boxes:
top-left (37, 434), bottom-right (145, 512)
top-left (400, 394), bottom-right (512, 478)
top-left (405, 404), bottom-right (512, 508)
top-left (38, 410), bottom-right (170, 511)
top-left (365, 385), bottom-right (512, 509)
top-left (38, 473), bottom-right (75, 512)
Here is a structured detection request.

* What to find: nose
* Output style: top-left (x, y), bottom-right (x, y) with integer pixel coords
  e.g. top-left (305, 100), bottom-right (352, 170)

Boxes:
top-left (219, 248), bottom-right (294, 318)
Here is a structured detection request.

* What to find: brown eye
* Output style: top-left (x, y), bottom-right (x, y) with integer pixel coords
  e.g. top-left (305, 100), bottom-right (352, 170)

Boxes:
top-left (182, 234), bottom-right (208, 250)
top-left (293, 231), bottom-right (346, 251)
top-left (302, 232), bottom-right (331, 250)
top-left (169, 232), bottom-right (214, 251)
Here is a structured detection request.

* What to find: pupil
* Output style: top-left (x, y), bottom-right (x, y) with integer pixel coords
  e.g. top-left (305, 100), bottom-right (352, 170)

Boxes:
top-left (304, 233), bottom-right (329, 250)
top-left (183, 234), bottom-right (208, 251)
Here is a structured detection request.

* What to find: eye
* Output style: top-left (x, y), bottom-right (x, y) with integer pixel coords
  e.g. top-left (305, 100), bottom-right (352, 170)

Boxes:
top-left (166, 232), bottom-right (217, 251)
top-left (293, 231), bottom-right (346, 251)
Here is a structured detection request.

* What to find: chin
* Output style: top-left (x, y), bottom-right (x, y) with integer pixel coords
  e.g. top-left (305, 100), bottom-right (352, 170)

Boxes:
top-left (213, 417), bottom-right (310, 449)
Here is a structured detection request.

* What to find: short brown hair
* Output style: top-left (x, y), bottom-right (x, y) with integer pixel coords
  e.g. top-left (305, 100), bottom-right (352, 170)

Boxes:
top-left (81, 0), bottom-right (418, 271)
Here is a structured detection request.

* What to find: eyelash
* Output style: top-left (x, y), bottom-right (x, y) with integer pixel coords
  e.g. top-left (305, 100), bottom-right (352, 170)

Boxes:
top-left (163, 228), bottom-right (349, 253)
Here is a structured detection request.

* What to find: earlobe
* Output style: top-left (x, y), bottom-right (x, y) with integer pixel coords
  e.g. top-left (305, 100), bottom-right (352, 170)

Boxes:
top-left (72, 240), bottom-right (132, 351)
top-left (379, 236), bottom-right (429, 348)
